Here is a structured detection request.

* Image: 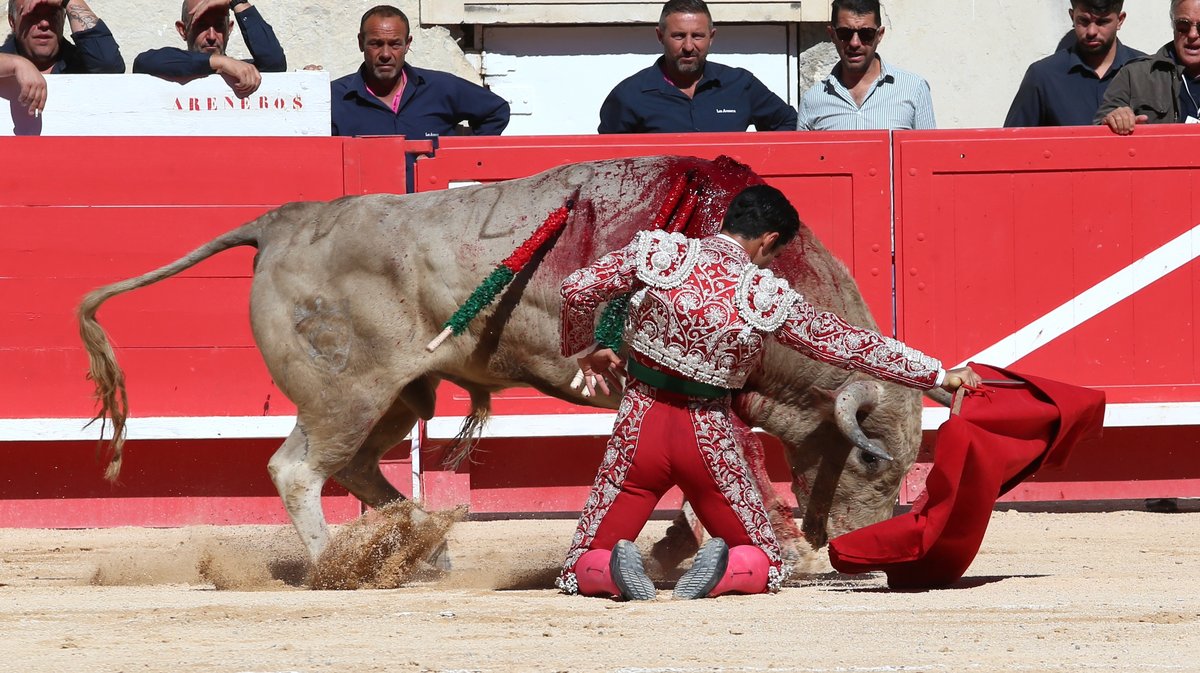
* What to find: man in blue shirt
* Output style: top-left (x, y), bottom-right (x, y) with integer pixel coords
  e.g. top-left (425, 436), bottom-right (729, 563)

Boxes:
top-left (330, 5), bottom-right (510, 139)
top-left (598, 0), bottom-right (796, 134)
top-left (797, 0), bottom-right (935, 131)
top-left (1005, 0), bottom-right (1144, 127)
top-left (2, 0), bottom-right (123, 115)
top-left (133, 0), bottom-right (286, 99)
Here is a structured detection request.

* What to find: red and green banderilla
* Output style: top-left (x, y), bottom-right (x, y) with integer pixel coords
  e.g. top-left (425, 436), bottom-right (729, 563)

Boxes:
top-left (426, 196), bottom-right (577, 352)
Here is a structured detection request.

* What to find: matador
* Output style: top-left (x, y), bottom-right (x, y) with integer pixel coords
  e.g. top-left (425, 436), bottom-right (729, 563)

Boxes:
top-left (557, 185), bottom-right (978, 600)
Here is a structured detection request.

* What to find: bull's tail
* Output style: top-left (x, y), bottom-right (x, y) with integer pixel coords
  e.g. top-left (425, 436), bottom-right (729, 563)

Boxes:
top-left (77, 222), bottom-right (263, 482)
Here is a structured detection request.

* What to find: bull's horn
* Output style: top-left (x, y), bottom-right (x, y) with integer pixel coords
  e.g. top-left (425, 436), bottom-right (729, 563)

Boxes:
top-left (925, 387), bottom-right (953, 407)
top-left (834, 380), bottom-right (892, 462)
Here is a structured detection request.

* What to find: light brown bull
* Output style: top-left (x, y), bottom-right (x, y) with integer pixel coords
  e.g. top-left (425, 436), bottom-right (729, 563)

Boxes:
top-left (78, 156), bottom-right (935, 569)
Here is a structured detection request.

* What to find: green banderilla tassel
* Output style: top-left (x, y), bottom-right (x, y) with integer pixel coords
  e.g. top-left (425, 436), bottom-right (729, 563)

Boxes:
top-left (595, 294), bottom-right (631, 352)
top-left (443, 265), bottom-right (516, 337)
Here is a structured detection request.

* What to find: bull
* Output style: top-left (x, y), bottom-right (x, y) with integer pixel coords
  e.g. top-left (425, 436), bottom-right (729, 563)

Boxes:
top-left (78, 155), bottom-right (936, 572)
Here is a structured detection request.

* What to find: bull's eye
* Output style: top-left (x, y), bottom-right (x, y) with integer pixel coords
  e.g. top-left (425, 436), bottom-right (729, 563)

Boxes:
top-left (859, 448), bottom-right (880, 465)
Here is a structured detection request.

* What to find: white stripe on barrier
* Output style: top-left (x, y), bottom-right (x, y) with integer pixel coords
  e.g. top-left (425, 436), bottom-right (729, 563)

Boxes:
top-left (4, 404), bottom-right (1200, 442)
top-left (959, 222), bottom-right (1200, 368)
top-left (1, 416), bottom-right (302, 442)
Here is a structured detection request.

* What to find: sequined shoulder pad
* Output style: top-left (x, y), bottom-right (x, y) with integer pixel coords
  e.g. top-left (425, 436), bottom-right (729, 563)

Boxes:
top-left (634, 230), bottom-right (699, 289)
top-left (735, 264), bottom-right (800, 332)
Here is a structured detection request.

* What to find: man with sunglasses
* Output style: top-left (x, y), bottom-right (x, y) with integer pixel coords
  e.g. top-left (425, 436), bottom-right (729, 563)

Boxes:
top-left (1005, 1), bottom-right (1144, 127)
top-left (797, 0), bottom-right (933, 131)
top-left (1096, 0), bottom-right (1200, 134)
top-left (598, 0), bottom-right (796, 133)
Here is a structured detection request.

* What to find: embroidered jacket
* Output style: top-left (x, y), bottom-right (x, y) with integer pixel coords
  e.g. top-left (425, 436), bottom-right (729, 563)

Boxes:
top-left (560, 231), bottom-right (944, 390)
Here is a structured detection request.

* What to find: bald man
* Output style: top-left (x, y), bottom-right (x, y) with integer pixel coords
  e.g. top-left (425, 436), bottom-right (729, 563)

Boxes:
top-left (133, 0), bottom-right (285, 97)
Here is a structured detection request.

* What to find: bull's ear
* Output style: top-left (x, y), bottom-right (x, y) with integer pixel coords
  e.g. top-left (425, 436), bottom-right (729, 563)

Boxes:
top-left (805, 386), bottom-right (837, 413)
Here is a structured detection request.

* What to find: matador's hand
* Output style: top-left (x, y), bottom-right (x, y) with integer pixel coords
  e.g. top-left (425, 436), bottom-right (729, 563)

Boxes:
top-left (576, 347), bottom-right (625, 398)
top-left (941, 366), bottom-right (981, 392)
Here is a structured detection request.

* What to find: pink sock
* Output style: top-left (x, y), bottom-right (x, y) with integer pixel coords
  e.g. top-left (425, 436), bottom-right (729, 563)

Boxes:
top-left (709, 545), bottom-right (769, 596)
top-left (575, 548), bottom-right (620, 597)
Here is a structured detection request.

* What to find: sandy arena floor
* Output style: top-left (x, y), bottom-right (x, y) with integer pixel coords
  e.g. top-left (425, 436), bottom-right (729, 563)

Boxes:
top-left (1, 510), bottom-right (1197, 673)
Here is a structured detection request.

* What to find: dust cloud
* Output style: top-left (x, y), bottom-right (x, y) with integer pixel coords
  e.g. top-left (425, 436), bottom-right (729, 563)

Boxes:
top-left (310, 501), bottom-right (465, 590)
top-left (90, 527), bottom-right (305, 590)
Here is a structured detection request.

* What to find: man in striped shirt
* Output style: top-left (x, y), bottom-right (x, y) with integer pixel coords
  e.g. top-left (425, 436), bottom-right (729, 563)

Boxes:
top-left (797, 0), bottom-right (935, 131)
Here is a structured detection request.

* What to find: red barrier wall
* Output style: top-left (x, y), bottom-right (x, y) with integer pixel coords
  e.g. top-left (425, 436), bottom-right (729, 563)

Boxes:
top-left (894, 126), bottom-right (1200, 502)
top-left (896, 126), bottom-right (1200, 401)
top-left (3, 129), bottom-right (1198, 529)
top-left (1, 137), bottom-right (409, 526)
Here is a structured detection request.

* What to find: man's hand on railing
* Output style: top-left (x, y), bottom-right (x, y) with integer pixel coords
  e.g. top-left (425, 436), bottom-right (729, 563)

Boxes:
top-left (0, 54), bottom-right (47, 116)
top-left (1101, 106), bottom-right (1148, 136)
top-left (210, 54), bottom-right (261, 98)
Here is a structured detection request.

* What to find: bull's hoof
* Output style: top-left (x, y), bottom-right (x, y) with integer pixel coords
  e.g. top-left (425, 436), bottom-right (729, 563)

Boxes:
top-left (426, 540), bottom-right (452, 571)
top-left (649, 538), bottom-right (699, 577)
top-left (649, 515), bottom-right (703, 575)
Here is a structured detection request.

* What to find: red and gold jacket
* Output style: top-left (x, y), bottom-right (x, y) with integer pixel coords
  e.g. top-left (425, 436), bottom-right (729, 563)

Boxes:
top-left (560, 231), bottom-right (944, 390)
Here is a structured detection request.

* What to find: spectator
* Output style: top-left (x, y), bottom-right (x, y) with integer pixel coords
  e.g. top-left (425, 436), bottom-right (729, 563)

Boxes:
top-left (797, 0), bottom-right (934, 131)
top-left (1096, 0), bottom-right (1200, 134)
top-left (133, 0), bottom-right (285, 98)
top-left (2, 0), bottom-right (123, 74)
top-left (2, 0), bottom-right (123, 115)
top-left (330, 5), bottom-right (510, 138)
top-left (1005, 1), bottom-right (1144, 127)
top-left (597, 0), bottom-right (796, 134)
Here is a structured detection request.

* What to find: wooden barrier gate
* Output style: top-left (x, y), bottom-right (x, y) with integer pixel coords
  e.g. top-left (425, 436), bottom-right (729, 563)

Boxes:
top-left (2, 128), bottom-right (1197, 528)
top-left (895, 126), bottom-right (1200, 502)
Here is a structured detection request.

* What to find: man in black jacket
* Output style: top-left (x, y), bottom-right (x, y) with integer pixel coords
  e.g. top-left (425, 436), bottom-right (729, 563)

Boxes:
top-left (133, 0), bottom-right (286, 98)
top-left (1004, 0), bottom-right (1144, 127)
top-left (1, 0), bottom-right (124, 114)
top-left (598, 0), bottom-right (795, 134)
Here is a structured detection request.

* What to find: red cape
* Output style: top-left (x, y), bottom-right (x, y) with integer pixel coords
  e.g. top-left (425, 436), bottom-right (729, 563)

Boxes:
top-left (827, 363), bottom-right (1106, 589)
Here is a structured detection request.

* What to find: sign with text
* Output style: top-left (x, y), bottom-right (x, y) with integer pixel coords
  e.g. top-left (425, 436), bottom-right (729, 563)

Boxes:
top-left (0, 72), bottom-right (330, 136)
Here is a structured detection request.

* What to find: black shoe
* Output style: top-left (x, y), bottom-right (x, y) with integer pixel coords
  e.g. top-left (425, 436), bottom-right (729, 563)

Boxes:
top-left (610, 540), bottom-right (656, 601)
top-left (673, 537), bottom-right (729, 600)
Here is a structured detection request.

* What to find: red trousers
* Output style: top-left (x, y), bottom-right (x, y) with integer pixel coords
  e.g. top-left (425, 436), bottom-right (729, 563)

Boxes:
top-left (558, 380), bottom-right (782, 593)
